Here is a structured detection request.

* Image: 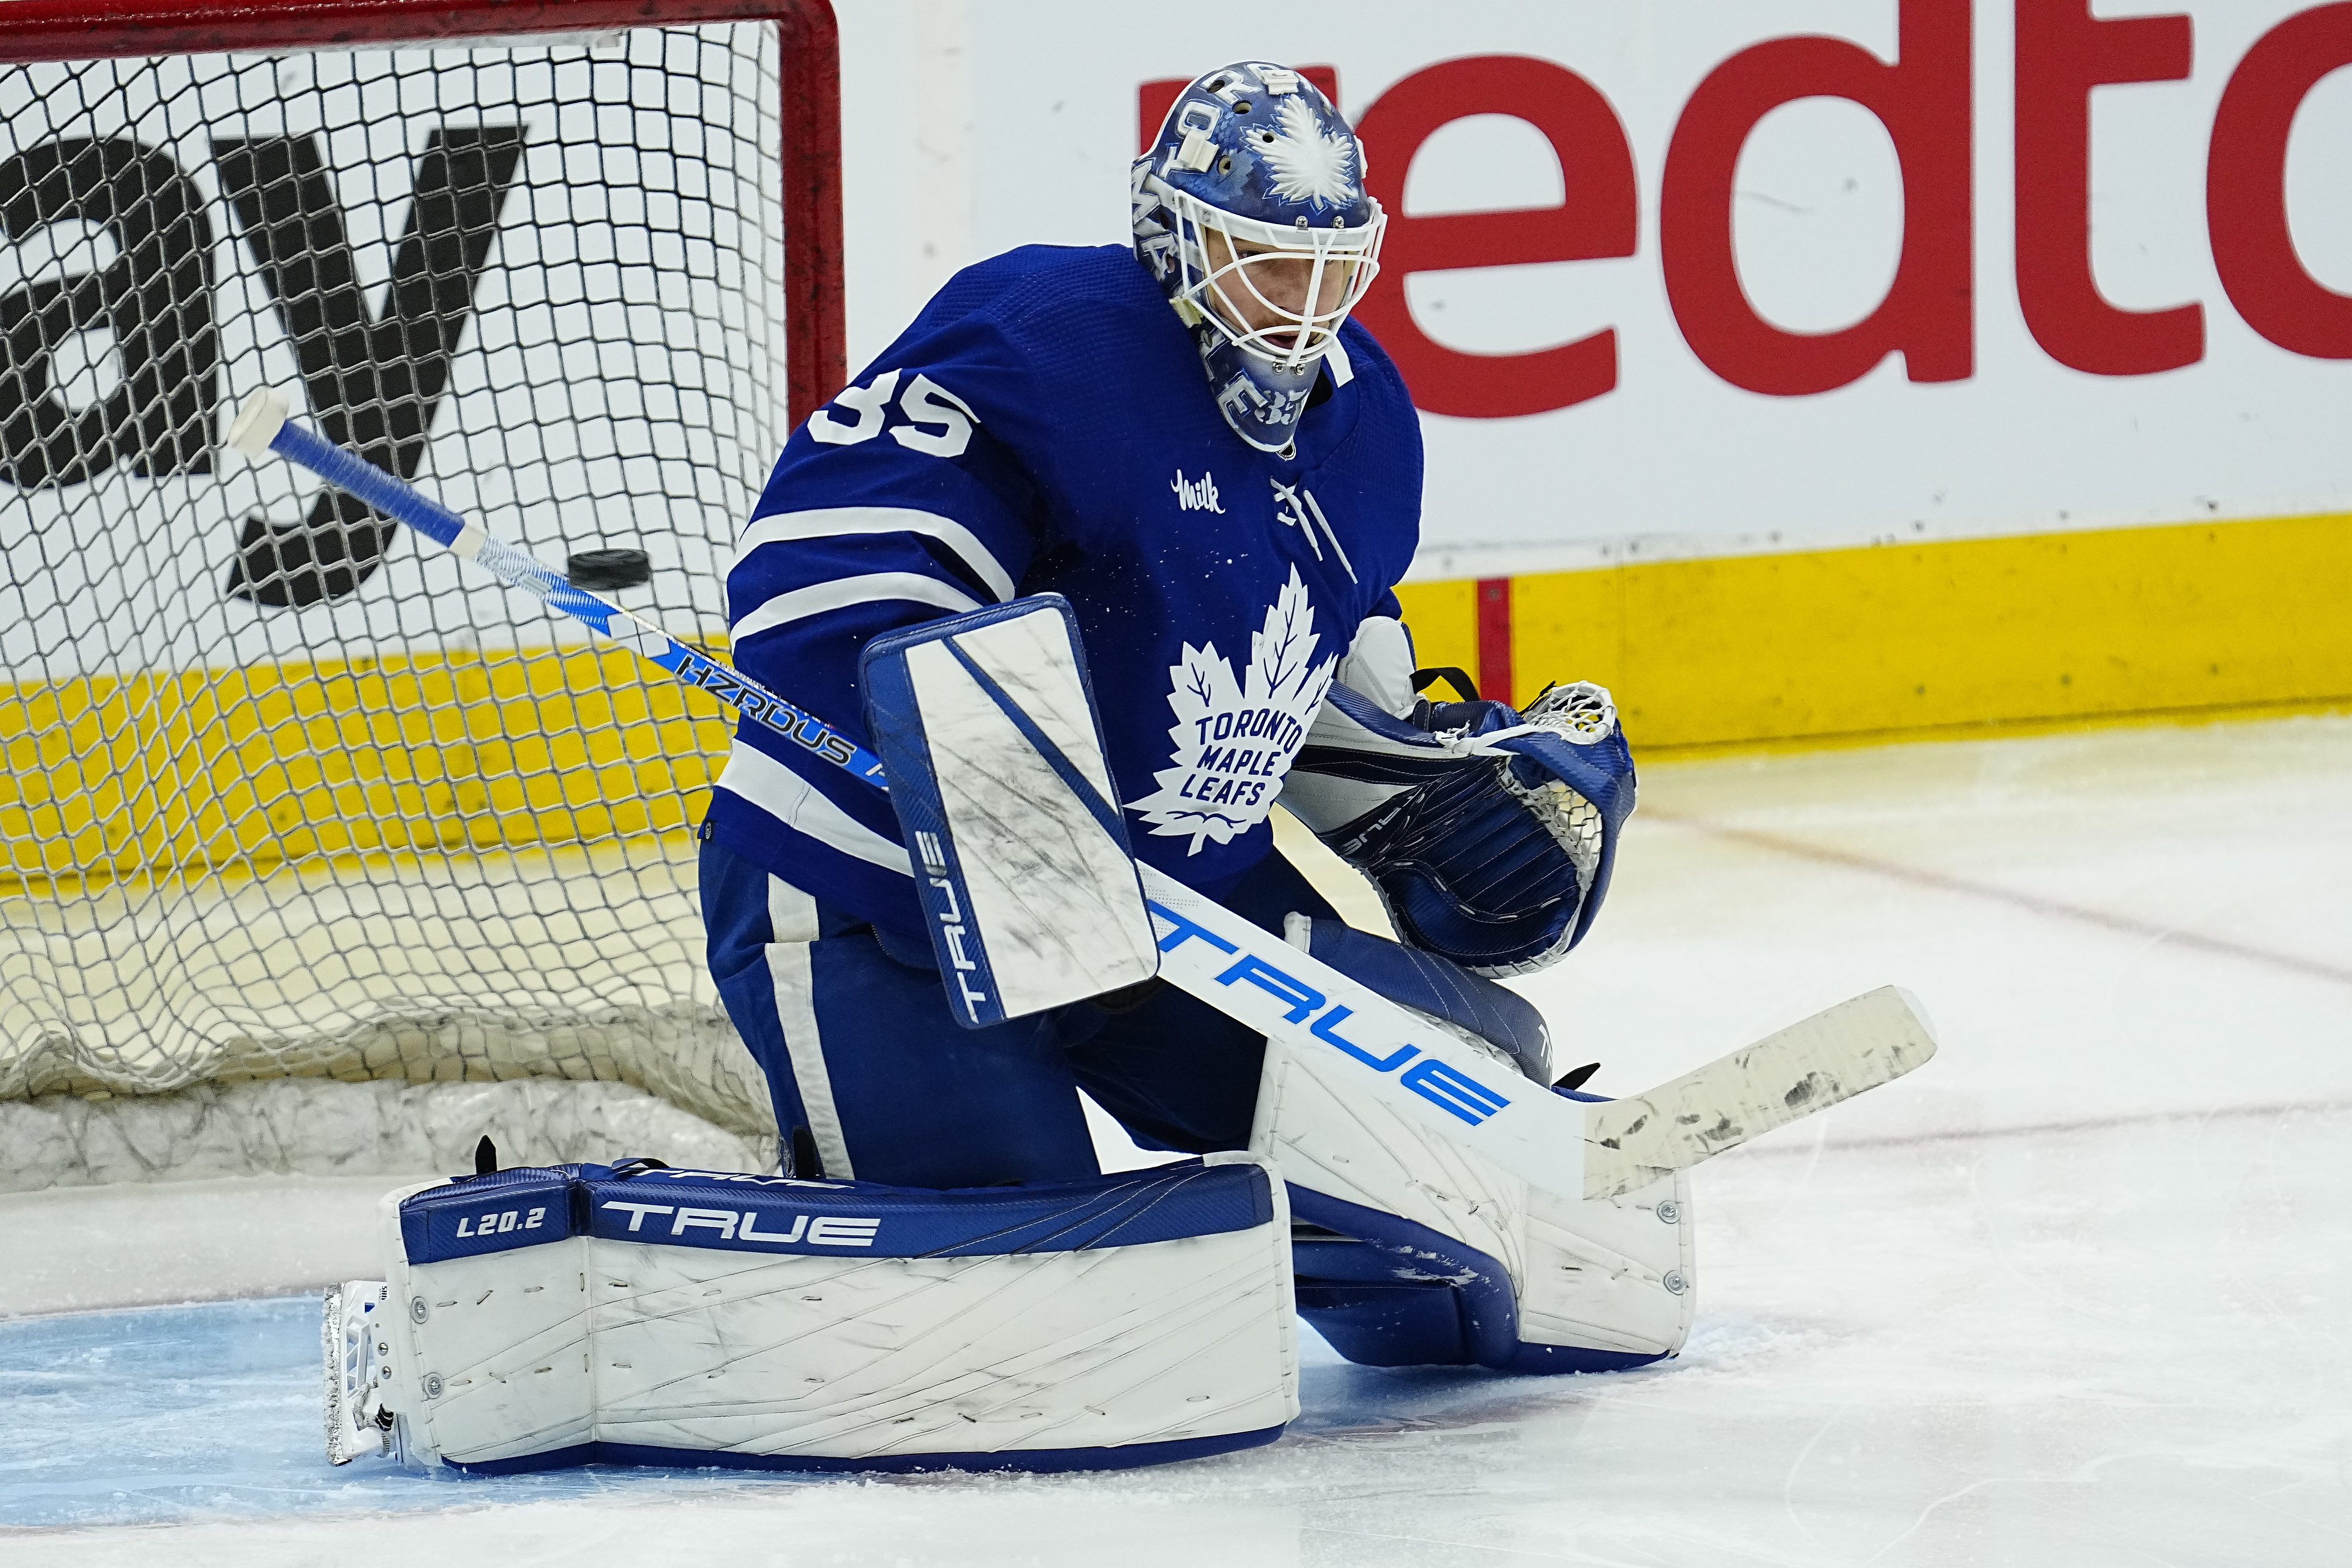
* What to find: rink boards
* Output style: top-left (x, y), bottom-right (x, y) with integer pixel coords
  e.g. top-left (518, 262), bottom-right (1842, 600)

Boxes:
top-left (1396, 507), bottom-right (2352, 742)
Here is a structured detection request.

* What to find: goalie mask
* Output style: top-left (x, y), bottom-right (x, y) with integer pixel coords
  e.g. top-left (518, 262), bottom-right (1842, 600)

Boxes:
top-left (1133, 63), bottom-right (1386, 453)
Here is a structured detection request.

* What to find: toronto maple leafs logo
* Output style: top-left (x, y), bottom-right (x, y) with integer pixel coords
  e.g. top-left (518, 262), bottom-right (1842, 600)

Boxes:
top-left (1263, 97), bottom-right (1358, 208)
top-left (1127, 568), bottom-right (1338, 852)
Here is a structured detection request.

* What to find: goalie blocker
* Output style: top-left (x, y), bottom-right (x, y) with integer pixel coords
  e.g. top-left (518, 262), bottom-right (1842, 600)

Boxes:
top-left (329, 1154), bottom-right (1297, 1474)
top-left (859, 595), bottom-right (1162, 1027)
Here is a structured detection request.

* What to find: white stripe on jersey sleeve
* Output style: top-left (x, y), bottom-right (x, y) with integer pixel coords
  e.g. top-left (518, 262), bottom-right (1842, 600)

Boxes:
top-left (715, 740), bottom-right (915, 876)
top-left (760, 874), bottom-right (856, 1178)
top-left (731, 572), bottom-right (983, 645)
top-left (736, 507), bottom-right (1017, 605)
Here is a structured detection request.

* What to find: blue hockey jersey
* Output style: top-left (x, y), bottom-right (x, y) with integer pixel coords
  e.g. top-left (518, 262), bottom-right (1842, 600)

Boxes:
top-left (703, 243), bottom-right (1424, 942)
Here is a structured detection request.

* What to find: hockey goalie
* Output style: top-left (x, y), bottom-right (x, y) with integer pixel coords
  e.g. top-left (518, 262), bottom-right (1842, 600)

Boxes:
top-left (323, 63), bottom-right (1933, 1475)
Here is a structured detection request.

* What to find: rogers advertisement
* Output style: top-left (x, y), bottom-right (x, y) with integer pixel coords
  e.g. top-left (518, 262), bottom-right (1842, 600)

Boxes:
top-left (840, 0), bottom-right (2352, 575)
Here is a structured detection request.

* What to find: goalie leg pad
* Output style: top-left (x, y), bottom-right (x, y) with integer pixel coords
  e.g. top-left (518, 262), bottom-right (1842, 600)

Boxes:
top-left (371, 1155), bottom-right (1297, 1474)
top-left (1252, 1032), bottom-right (1692, 1374)
top-left (324, 1279), bottom-right (399, 1464)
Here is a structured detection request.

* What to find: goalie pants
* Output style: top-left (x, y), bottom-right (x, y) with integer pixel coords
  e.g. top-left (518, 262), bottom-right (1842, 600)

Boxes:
top-left (700, 836), bottom-right (1339, 1188)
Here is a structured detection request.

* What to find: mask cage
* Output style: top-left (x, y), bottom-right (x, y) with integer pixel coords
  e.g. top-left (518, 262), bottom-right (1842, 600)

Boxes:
top-left (1154, 178), bottom-right (1385, 372)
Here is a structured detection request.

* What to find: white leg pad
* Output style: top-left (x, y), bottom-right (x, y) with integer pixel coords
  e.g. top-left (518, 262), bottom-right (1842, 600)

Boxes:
top-left (1253, 1037), bottom-right (1691, 1372)
top-left (373, 1154), bottom-right (1297, 1474)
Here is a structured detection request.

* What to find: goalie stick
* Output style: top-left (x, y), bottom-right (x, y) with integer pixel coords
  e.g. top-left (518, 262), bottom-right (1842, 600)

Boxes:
top-left (226, 391), bottom-right (1937, 1200)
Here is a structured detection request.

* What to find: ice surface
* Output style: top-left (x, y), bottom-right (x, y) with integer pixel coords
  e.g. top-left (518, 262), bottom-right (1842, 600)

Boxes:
top-left (4, 716), bottom-right (2350, 1564)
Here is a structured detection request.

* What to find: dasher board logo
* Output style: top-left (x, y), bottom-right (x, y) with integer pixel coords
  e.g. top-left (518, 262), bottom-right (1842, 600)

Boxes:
top-left (0, 45), bottom-right (777, 681)
top-left (1126, 565), bottom-right (1335, 852)
top-left (0, 125), bottom-right (525, 609)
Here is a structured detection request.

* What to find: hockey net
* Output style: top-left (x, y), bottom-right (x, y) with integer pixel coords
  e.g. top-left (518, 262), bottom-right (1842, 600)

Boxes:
top-left (0, 0), bottom-right (843, 1189)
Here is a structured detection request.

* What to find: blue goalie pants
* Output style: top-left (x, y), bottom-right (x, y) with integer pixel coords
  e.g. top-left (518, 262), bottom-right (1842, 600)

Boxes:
top-left (699, 834), bottom-right (1338, 1188)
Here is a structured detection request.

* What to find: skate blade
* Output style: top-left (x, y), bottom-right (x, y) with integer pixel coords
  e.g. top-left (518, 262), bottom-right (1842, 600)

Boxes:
top-left (323, 1279), bottom-right (392, 1465)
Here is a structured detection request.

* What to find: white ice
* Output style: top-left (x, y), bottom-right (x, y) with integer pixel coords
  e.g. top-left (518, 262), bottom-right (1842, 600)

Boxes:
top-left (4, 715), bottom-right (2349, 1564)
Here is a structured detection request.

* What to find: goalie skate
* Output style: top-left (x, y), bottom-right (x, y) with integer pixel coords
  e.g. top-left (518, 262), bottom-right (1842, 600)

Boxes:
top-left (323, 1279), bottom-right (405, 1465)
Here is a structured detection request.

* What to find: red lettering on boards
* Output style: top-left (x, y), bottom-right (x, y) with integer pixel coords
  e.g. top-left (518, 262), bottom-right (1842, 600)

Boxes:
top-left (1662, 0), bottom-right (1974, 396)
top-left (1129, 1), bottom-right (2352, 414)
top-left (1351, 55), bottom-right (1639, 418)
top-left (2015, 0), bottom-right (2201, 375)
top-left (2209, 2), bottom-right (2352, 358)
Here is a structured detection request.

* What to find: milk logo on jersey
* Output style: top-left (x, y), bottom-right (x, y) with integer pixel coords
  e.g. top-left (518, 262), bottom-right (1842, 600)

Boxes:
top-left (1171, 469), bottom-right (1223, 512)
top-left (1126, 566), bottom-right (1336, 851)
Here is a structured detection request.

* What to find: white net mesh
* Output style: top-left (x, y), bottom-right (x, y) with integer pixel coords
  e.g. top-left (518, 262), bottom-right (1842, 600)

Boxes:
top-left (0, 19), bottom-right (806, 1184)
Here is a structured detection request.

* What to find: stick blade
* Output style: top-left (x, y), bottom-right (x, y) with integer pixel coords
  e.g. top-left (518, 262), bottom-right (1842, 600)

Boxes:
top-left (1582, 985), bottom-right (1938, 1200)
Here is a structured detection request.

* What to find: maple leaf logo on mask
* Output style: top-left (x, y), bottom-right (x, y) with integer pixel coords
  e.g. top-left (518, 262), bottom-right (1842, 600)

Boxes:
top-left (1262, 97), bottom-right (1358, 208)
top-left (1126, 567), bottom-right (1338, 853)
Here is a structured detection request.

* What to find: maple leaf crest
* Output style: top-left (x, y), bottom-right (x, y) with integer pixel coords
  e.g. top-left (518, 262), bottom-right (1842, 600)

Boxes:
top-left (1262, 97), bottom-right (1358, 208)
top-left (1125, 567), bottom-right (1338, 853)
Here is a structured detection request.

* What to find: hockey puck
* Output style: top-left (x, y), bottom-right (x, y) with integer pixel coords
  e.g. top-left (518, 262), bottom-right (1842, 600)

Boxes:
top-left (566, 548), bottom-right (652, 590)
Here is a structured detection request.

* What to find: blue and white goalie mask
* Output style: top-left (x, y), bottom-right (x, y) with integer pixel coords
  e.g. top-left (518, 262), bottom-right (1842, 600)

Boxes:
top-left (1133, 63), bottom-right (1386, 453)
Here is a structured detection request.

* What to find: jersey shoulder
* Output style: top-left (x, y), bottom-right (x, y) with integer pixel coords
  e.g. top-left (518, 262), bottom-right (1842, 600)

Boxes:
top-left (1327, 319), bottom-right (1425, 487)
top-left (892, 245), bottom-right (1172, 359)
top-left (862, 245), bottom-right (1204, 449)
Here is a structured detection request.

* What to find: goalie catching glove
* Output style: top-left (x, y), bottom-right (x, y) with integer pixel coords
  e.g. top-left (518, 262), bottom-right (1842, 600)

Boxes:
top-left (1281, 679), bottom-right (1636, 976)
